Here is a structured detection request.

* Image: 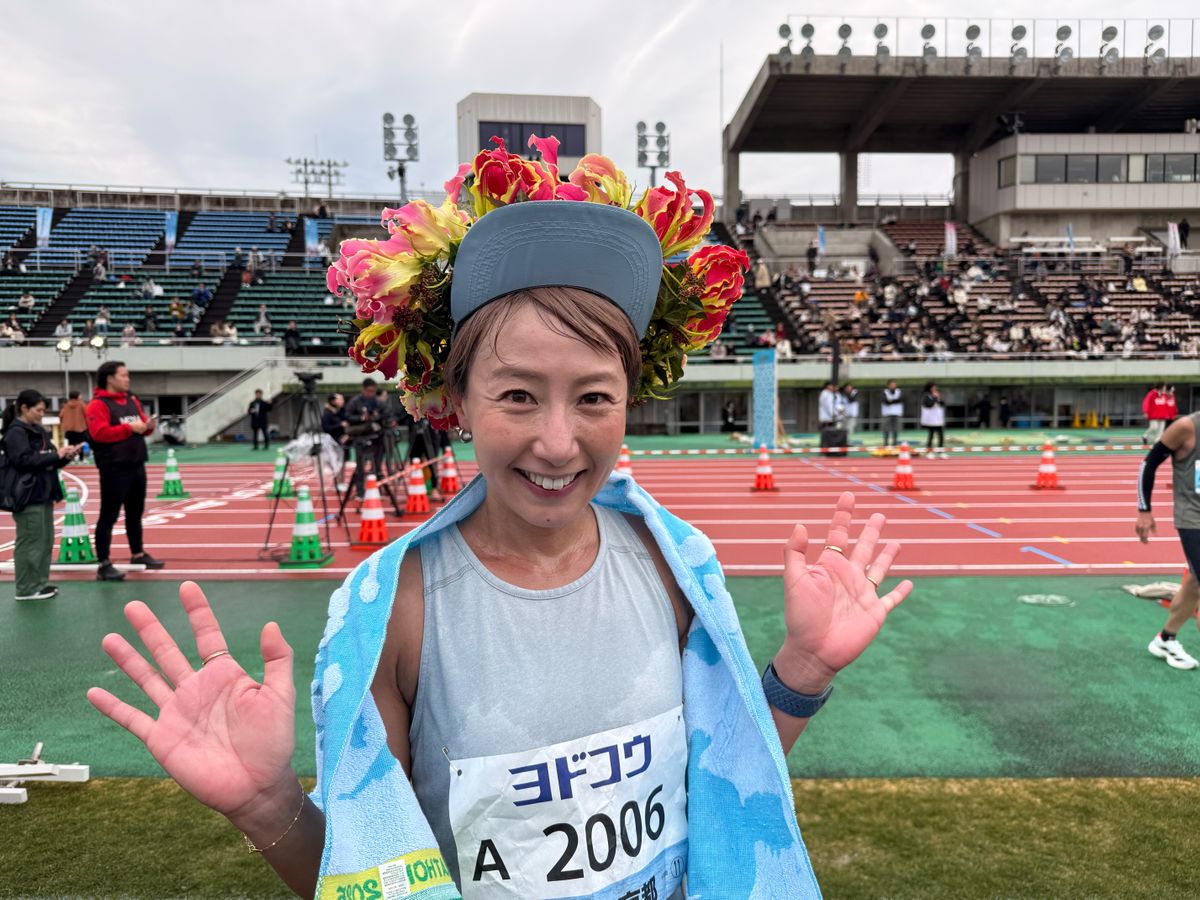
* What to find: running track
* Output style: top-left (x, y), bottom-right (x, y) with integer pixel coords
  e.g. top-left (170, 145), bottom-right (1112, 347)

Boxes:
top-left (0, 453), bottom-right (1184, 581)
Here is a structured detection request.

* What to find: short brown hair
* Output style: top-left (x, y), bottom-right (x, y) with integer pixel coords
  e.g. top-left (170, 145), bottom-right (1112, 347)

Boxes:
top-left (444, 287), bottom-right (641, 401)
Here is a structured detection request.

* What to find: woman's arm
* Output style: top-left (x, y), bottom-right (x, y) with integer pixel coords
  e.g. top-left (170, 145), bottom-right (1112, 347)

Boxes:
top-left (5, 428), bottom-right (57, 471)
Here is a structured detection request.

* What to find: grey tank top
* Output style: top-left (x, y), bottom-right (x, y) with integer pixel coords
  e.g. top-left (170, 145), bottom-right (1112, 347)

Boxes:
top-left (1172, 412), bottom-right (1200, 529)
top-left (408, 503), bottom-right (685, 890)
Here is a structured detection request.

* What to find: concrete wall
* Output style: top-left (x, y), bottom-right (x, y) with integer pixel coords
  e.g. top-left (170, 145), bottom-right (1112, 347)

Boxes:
top-left (456, 93), bottom-right (602, 172)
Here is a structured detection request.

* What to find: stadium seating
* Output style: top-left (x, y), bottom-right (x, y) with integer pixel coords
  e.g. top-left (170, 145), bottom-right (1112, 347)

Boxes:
top-left (226, 270), bottom-right (348, 349)
top-left (306, 215), bottom-right (377, 268)
top-left (68, 272), bottom-right (207, 342)
top-left (882, 220), bottom-right (995, 258)
top-left (0, 271), bottom-right (73, 332)
top-left (169, 211), bottom-right (291, 269)
top-left (0, 206), bottom-right (35, 252)
top-left (27, 208), bottom-right (165, 269)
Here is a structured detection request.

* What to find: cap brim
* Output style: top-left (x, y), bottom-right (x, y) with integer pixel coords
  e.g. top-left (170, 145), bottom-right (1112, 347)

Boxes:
top-left (450, 202), bottom-right (663, 336)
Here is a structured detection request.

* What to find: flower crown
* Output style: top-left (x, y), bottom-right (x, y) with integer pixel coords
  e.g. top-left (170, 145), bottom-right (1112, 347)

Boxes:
top-left (327, 134), bottom-right (749, 430)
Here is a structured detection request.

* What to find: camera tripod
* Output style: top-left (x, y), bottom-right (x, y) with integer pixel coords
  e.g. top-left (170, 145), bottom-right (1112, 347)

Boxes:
top-left (335, 426), bottom-right (406, 531)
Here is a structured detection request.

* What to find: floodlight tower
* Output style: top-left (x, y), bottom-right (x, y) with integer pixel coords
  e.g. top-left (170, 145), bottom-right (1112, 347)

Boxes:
top-left (636, 121), bottom-right (670, 187)
top-left (384, 113), bottom-right (419, 203)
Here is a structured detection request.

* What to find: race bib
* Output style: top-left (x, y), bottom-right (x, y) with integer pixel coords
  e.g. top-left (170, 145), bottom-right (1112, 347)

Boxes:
top-left (449, 705), bottom-right (688, 899)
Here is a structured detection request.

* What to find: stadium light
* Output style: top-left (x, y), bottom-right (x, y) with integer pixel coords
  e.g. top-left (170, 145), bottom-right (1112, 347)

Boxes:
top-left (1054, 24), bottom-right (1073, 71)
top-left (777, 22), bottom-right (793, 67)
top-left (1145, 25), bottom-right (1167, 72)
top-left (874, 23), bottom-right (890, 70)
top-left (1099, 26), bottom-right (1120, 72)
top-left (1009, 24), bottom-right (1029, 73)
top-left (637, 121), bottom-right (669, 187)
top-left (288, 156), bottom-right (349, 201)
top-left (384, 112), bottom-right (417, 203)
top-left (55, 339), bottom-right (73, 398)
top-left (88, 334), bottom-right (106, 357)
top-left (965, 24), bottom-right (982, 70)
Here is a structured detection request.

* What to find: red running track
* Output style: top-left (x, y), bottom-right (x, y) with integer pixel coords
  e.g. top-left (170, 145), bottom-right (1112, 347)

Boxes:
top-left (0, 454), bottom-right (1184, 581)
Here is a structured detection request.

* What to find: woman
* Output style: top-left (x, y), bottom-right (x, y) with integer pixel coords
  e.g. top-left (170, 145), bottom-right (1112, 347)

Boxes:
top-left (921, 380), bottom-right (947, 458)
top-left (3, 390), bottom-right (78, 600)
top-left (88, 140), bottom-right (911, 899)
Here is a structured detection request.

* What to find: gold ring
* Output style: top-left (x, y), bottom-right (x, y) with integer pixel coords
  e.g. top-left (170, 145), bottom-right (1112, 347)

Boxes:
top-left (201, 649), bottom-right (231, 667)
top-left (866, 575), bottom-right (880, 589)
top-left (822, 545), bottom-right (846, 556)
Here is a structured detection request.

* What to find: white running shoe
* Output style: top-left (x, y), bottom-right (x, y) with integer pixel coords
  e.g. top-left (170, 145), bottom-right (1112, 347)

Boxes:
top-left (937, 450), bottom-right (949, 459)
top-left (1148, 635), bottom-right (1199, 670)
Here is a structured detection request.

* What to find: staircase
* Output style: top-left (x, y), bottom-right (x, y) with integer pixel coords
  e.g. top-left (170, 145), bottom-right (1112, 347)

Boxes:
top-left (282, 217), bottom-right (308, 267)
top-left (145, 210), bottom-right (197, 268)
top-left (11, 208), bottom-right (67, 262)
top-left (30, 269), bottom-right (93, 338)
top-left (193, 267), bottom-right (243, 336)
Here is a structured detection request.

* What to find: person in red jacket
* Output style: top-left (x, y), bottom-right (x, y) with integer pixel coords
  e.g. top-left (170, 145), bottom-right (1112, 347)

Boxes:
top-left (86, 360), bottom-right (165, 581)
top-left (1143, 382), bottom-right (1171, 444)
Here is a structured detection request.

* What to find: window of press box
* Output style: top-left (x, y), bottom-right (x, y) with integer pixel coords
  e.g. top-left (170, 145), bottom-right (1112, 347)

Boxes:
top-left (998, 156), bottom-right (1016, 188)
top-left (1165, 154), bottom-right (1196, 182)
top-left (1034, 155), bottom-right (1067, 184)
top-left (1018, 155), bottom-right (1036, 185)
top-left (1097, 155), bottom-right (1128, 183)
top-left (1067, 155), bottom-right (1097, 183)
top-left (477, 123), bottom-right (587, 158)
top-left (1146, 154), bottom-right (1165, 183)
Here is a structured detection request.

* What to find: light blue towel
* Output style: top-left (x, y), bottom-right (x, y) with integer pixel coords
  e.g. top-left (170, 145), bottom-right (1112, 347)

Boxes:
top-left (310, 472), bottom-right (821, 899)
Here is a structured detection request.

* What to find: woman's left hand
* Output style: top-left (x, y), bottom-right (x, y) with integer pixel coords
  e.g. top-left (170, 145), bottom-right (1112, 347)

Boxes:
top-left (776, 491), bottom-right (912, 689)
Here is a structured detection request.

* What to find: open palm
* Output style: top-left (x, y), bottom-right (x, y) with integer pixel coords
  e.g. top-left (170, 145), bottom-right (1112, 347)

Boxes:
top-left (781, 492), bottom-right (913, 678)
top-left (87, 582), bottom-right (297, 817)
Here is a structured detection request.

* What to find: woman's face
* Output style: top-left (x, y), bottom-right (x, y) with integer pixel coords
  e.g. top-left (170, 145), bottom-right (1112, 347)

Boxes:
top-left (456, 304), bottom-right (628, 532)
top-left (22, 401), bottom-right (46, 425)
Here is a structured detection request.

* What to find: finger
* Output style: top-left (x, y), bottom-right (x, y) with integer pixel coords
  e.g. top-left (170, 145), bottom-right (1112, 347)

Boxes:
top-left (101, 632), bottom-right (173, 708)
top-left (124, 600), bottom-right (194, 687)
top-left (849, 513), bottom-right (887, 568)
top-left (260, 622), bottom-right (295, 701)
top-left (822, 492), bottom-right (856, 553)
top-left (880, 580), bottom-right (914, 613)
top-left (179, 581), bottom-right (228, 661)
top-left (86, 686), bottom-right (154, 743)
top-left (866, 541), bottom-right (902, 587)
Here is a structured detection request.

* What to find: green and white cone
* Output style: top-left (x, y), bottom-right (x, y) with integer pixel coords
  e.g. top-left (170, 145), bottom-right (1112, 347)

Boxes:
top-left (279, 485), bottom-right (332, 568)
top-left (156, 449), bottom-right (191, 499)
top-left (267, 450), bottom-right (296, 498)
top-left (58, 489), bottom-right (98, 564)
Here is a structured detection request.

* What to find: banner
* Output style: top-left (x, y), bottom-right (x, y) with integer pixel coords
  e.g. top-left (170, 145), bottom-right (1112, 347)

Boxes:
top-left (1066, 223), bottom-right (1075, 251)
top-left (1167, 222), bottom-right (1182, 256)
top-left (816, 224), bottom-right (826, 255)
top-left (35, 207), bottom-right (52, 249)
top-left (943, 221), bottom-right (957, 258)
top-left (305, 218), bottom-right (320, 259)
top-left (751, 349), bottom-right (778, 450)
top-left (164, 211), bottom-right (178, 254)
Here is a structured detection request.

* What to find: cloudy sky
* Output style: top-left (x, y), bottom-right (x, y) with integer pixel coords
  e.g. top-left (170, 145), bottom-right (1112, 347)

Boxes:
top-left (2, 1), bottom-right (1197, 203)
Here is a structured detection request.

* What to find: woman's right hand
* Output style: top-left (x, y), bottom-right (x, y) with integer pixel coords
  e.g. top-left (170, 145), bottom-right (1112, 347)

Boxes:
top-left (87, 581), bottom-right (298, 818)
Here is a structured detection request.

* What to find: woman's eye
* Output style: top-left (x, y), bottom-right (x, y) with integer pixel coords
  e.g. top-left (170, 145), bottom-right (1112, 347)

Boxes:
top-left (581, 393), bottom-right (613, 405)
top-left (503, 390), bottom-right (531, 404)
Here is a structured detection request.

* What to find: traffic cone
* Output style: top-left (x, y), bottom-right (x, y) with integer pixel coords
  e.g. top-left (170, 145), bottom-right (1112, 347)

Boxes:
top-left (1072, 410), bottom-right (1081, 428)
top-left (267, 450), bottom-right (295, 498)
top-left (350, 475), bottom-right (389, 551)
top-left (751, 445), bottom-right (777, 491)
top-left (57, 489), bottom-right (97, 564)
top-left (1031, 442), bottom-right (1065, 490)
top-left (1103, 414), bottom-right (1111, 429)
top-left (405, 459), bottom-right (430, 514)
top-left (891, 443), bottom-right (915, 490)
top-left (156, 449), bottom-right (191, 499)
top-left (57, 473), bottom-right (66, 500)
top-left (616, 443), bottom-right (634, 477)
top-left (279, 486), bottom-right (333, 568)
top-left (438, 449), bottom-right (461, 496)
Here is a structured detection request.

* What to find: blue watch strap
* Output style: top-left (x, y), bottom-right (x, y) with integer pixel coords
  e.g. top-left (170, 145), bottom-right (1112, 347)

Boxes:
top-left (762, 662), bottom-right (834, 719)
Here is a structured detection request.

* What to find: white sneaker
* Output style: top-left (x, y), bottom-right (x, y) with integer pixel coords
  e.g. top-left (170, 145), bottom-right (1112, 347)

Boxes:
top-left (15, 588), bottom-right (56, 601)
top-left (1148, 635), bottom-right (1199, 670)
top-left (937, 450), bottom-right (949, 459)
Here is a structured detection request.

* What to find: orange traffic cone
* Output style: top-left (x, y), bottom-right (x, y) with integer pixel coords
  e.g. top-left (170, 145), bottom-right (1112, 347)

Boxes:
top-left (891, 443), bottom-right (915, 490)
top-left (439, 448), bottom-right (461, 496)
top-left (1031, 442), bottom-right (1064, 490)
top-left (405, 459), bottom-right (430, 514)
top-left (616, 443), bottom-right (634, 477)
top-left (351, 474), bottom-right (389, 550)
top-left (751, 445), bottom-right (778, 491)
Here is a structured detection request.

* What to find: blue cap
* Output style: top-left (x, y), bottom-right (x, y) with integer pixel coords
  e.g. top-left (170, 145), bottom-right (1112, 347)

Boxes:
top-left (450, 201), bottom-right (664, 336)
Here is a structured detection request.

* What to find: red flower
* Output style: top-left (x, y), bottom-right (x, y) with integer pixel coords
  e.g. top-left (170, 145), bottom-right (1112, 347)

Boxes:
top-left (688, 245), bottom-right (749, 313)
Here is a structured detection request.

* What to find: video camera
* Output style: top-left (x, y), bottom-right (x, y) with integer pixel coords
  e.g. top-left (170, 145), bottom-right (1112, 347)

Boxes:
top-left (296, 371), bottom-right (324, 394)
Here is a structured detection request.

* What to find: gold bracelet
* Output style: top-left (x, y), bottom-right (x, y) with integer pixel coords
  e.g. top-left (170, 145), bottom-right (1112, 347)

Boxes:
top-left (242, 788), bottom-right (306, 854)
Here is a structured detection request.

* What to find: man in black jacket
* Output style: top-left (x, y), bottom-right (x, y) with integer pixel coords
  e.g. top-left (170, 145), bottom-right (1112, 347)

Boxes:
top-left (248, 389), bottom-right (273, 450)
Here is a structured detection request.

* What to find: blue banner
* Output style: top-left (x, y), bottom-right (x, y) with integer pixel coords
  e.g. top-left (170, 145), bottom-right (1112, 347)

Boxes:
top-left (164, 211), bottom-right (178, 253)
top-left (1066, 223), bottom-right (1074, 250)
top-left (305, 218), bottom-right (320, 258)
top-left (751, 349), bottom-right (778, 450)
top-left (35, 207), bottom-right (52, 249)
top-left (816, 224), bottom-right (826, 255)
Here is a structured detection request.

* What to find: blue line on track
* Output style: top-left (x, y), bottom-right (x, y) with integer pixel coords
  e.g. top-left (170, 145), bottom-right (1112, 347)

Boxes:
top-left (967, 523), bottom-right (1003, 538)
top-left (895, 495), bottom-right (918, 504)
top-left (1020, 546), bottom-right (1075, 567)
top-left (926, 507), bottom-right (955, 519)
top-left (867, 483), bottom-right (888, 493)
top-left (846, 475), bottom-right (864, 485)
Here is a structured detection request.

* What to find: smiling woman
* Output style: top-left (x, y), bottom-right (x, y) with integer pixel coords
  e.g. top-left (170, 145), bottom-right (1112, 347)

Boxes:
top-left (88, 138), bottom-right (911, 900)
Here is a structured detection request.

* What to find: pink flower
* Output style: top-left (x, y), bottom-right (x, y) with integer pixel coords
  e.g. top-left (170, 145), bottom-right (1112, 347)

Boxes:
top-left (401, 384), bottom-right (458, 431)
top-left (443, 163), bottom-right (471, 204)
top-left (634, 171), bottom-right (715, 258)
top-left (568, 154), bottom-right (632, 207)
top-left (688, 245), bottom-right (749, 313)
top-left (381, 199), bottom-right (470, 258)
top-left (326, 233), bottom-right (424, 310)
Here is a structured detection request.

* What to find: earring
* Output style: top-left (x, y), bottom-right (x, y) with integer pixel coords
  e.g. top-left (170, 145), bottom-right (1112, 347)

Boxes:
top-left (459, 429), bottom-right (473, 443)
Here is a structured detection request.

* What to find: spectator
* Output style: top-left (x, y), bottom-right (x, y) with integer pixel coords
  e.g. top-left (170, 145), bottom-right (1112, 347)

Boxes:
top-left (974, 394), bottom-right (993, 429)
top-left (232, 246), bottom-right (245, 269)
top-left (191, 282), bottom-right (212, 309)
top-left (318, 238), bottom-right (333, 269)
top-left (881, 380), bottom-right (903, 447)
top-left (60, 389), bottom-right (89, 447)
top-left (94, 306), bottom-right (111, 336)
top-left (0, 251), bottom-right (18, 275)
top-left (209, 320), bottom-right (237, 346)
top-left (169, 296), bottom-right (186, 323)
top-left (190, 258), bottom-right (204, 278)
top-left (842, 384), bottom-right (860, 439)
top-left (1143, 383), bottom-right (1171, 443)
top-left (1165, 385), bottom-right (1178, 424)
top-left (142, 305), bottom-right (158, 333)
top-left (806, 238), bottom-right (819, 273)
top-left (267, 212), bottom-right (277, 233)
top-left (1181, 218), bottom-right (1191, 250)
top-left (140, 276), bottom-right (160, 300)
top-left (817, 381), bottom-right (844, 429)
top-left (92, 260), bottom-right (107, 282)
top-left (247, 389), bottom-right (273, 451)
top-left (283, 320), bottom-right (303, 356)
top-left (753, 259), bottom-right (771, 293)
top-left (254, 304), bottom-right (272, 336)
top-left (120, 323), bottom-right (139, 347)
top-left (709, 339), bottom-right (729, 359)
top-left (17, 290), bottom-right (35, 311)
top-left (999, 396), bottom-right (1012, 428)
top-left (86, 360), bottom-right (163, 581)
top-left (80, 319), bottom-right (96, 342)
top-left (54, 318), bottom-right (73, 340)
top-left (920, 381), bottom-right (946, 458)
top-left (721, 399), bottom-right (738, 433)
top-left (2, 390), bottom-right (78, 600)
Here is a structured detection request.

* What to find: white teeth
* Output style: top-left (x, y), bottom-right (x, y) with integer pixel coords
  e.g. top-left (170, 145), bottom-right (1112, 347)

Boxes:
top-left (521, 470), bottom-right (577, 491)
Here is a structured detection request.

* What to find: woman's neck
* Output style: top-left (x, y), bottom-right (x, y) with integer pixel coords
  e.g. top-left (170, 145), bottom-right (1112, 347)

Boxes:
top-left (463, 495), bottom-right (598, 574)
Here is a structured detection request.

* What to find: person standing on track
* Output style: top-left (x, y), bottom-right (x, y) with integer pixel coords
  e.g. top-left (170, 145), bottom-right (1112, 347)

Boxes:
top-left (1136, 409), bottom-right (1200, 669)
top-left (880, 380), bottom-right (903, 447)
top-left (247, 389), bottom-right (273, 451)
top-left (1142, 382), bottom-right (1170, 444)
top-left (60, 390), bottom-right (89, 450)
top-left (87, 360), bottom-right (165, 582)
top-left (921, 381), bottom-right (946, 459)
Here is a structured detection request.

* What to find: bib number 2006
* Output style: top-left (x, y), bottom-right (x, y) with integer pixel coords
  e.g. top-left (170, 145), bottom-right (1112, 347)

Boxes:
top-left (545, 785), bottom-right (665, 882)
